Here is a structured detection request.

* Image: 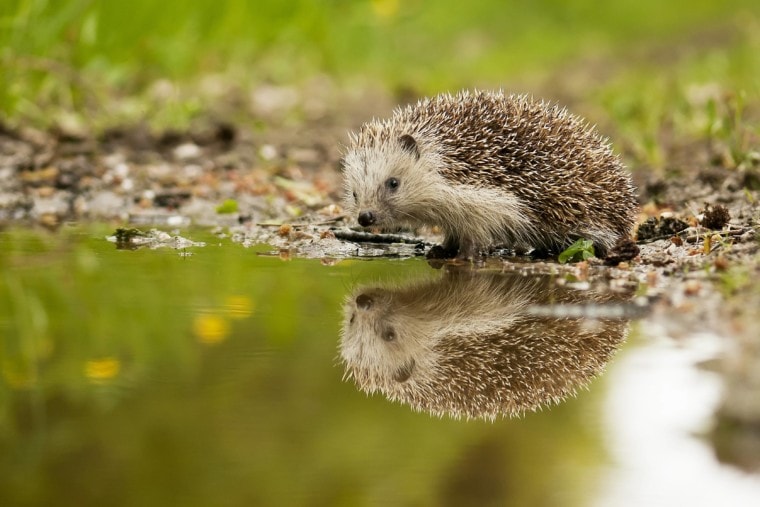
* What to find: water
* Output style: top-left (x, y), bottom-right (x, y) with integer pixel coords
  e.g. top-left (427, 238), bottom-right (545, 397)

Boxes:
top-left (1, 225), bottom-right (759, 507)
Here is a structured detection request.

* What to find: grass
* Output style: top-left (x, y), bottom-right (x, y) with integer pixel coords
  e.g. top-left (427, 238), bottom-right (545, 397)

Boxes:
top-left (2, 0), bottom-right (759, 133)
top-left (1, 0), bottom-right (760, 192)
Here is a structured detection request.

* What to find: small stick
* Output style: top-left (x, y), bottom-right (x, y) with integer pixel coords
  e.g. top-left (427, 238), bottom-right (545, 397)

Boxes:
top-left (332, 229), bottom-right (429, 245)
top-left (255, 216), bottom-right (347, 228)
top-left (637, 225), bottom-right (753, 245)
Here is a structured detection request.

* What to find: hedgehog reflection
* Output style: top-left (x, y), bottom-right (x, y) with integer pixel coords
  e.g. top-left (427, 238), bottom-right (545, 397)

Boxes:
top-left (340, 270), bottom-right (631, 420)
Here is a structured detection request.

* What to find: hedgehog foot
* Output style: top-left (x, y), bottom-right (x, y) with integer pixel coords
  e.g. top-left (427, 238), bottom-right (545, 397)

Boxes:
top-left (455, 237), bottom-right (487, 261)
top-left (427, 237), bottom-right (487, 262)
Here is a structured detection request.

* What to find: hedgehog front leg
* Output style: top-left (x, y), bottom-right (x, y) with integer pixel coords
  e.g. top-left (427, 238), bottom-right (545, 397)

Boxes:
top-left (426, 236), bottom-right (460, 260)
top-left (429, 236), bottom-right (481, 261)
top-left (454, 237), bottom-right (480, 261)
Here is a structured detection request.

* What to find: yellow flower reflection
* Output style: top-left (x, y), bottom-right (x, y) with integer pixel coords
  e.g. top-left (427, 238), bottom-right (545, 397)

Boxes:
top-left (193, 314), bottom-right (230, 345)
top-left (2, 361), bottom-right (36, 389)
top-left (85, 357), bottom-right (121, 382)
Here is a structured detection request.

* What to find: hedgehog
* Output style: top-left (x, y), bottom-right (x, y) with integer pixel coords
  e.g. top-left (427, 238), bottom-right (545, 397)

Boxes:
top-left (339, 269), bottom-right (631, 419)
top-left (341, 90), bottom-right (638, 259)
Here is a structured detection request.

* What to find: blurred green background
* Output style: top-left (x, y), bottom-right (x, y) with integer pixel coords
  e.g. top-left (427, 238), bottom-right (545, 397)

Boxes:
top-left (2, 0), bottom-right (759, 134)
top-left (2, 1), bottom-right (751, 73)
top-left (3, 0), bottom-right (757, 84)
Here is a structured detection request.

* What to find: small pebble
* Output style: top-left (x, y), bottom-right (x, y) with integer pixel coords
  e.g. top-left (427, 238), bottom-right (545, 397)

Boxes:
top-left (174, 143), bottom-right (201, 160)
top-left (714, 256), bottom-right (730, 271)
top-left (259, 144), bottom-right (278, 161)
top-left (684, 280), bottom-right (702, 296)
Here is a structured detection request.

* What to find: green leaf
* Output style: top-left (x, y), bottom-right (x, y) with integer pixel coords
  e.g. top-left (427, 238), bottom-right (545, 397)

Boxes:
top-left (558, 239), bottom-right (595, 264)
top-left (216, 199), bottom-right (239, 214)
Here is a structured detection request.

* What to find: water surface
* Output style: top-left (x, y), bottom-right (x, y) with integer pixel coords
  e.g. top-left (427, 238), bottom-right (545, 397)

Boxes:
top-left (1, 225), bottom-right (758, 506)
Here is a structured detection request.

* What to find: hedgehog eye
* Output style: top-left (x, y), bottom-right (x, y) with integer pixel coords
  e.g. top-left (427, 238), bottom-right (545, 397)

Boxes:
top-left (382, 328), bottom-right (396, 342)
top-left (352, 191), bottom-right (357, 202)
top-left (385, 178), bottom-right (400, 191)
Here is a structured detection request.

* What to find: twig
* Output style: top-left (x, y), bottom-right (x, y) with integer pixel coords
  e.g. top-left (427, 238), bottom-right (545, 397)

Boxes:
top-left (255, 216), bottom-right (347, 227)
top-left (332, 229), bottom-right (429, 245)
top-left (682, 225), bottom-right (754, 244)
top-left (637, 225), bottom-right (754, 245)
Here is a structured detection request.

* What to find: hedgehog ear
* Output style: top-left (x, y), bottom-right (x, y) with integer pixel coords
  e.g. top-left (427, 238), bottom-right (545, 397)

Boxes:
top-left (393, 359), bottom-right (416, 383)
top-left (398, 134), bottom-right (420, 160)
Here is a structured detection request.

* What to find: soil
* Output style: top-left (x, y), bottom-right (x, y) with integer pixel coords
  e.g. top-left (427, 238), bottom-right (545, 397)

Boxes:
top-left (1, 97), bottom-right (757, 267)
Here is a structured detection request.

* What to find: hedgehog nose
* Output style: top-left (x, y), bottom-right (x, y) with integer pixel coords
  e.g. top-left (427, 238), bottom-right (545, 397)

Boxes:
top-left (356, 294), bottom-right (373, 310)
top-left (358, 211), bottom-right (376, 227)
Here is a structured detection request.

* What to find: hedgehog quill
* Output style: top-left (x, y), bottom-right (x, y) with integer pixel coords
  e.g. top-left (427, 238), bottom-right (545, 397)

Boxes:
top-left (342, 90), bottom-right (638, 259)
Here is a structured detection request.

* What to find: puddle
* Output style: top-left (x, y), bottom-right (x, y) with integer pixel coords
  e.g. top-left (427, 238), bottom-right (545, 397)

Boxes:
top-left (1, 225), bottom-right (759, 506)
top-left (597, 331), bottom-right (760, 506)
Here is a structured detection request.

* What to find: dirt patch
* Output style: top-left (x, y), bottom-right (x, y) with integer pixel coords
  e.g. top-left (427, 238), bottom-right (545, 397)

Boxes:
top-left (0, 118), bottom-right (342, 228)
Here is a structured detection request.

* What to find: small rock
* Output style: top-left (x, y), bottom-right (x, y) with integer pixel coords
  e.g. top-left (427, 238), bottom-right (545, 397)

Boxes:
top-left (173, 143), bottom-right (202, 160)
top-left (35, 186), bottom-right (56, 198)
top-left (259, 144), bottom-right (278, 161)
top-left (684, 280), bottom-right (702, 296)
top-left (20, 166), bottom-right (59, 184)
top-left (714, 256), bottom-right (730, 271)
top-left (318, 203), bottom-right (343, 216)
top-left (32, 192), bottom-right (70, 216)
top-left (38, 212), bottom-right (59, 228)
top-left (88, 191), bottom-right (128, 219)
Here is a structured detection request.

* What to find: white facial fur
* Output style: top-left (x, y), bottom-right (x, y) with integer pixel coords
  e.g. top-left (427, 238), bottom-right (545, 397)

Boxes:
top-left (340, 289), bottom-right (434, 387)
top-left (342, 134), bottom-right (447, 230)
top-left (341, 131), bottom-right (532, 257)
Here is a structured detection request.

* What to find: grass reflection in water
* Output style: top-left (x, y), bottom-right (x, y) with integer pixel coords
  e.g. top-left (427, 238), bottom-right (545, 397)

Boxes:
top-left (1, 225), bottom-right (612, 507)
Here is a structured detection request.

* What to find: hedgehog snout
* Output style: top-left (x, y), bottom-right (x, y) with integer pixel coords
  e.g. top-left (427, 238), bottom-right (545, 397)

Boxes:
top-left (358, 210), bottom-right (376, 227)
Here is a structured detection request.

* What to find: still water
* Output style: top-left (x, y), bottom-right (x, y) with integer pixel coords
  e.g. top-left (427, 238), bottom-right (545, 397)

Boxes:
top-left (1, 225), bottom-right (758, 506)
